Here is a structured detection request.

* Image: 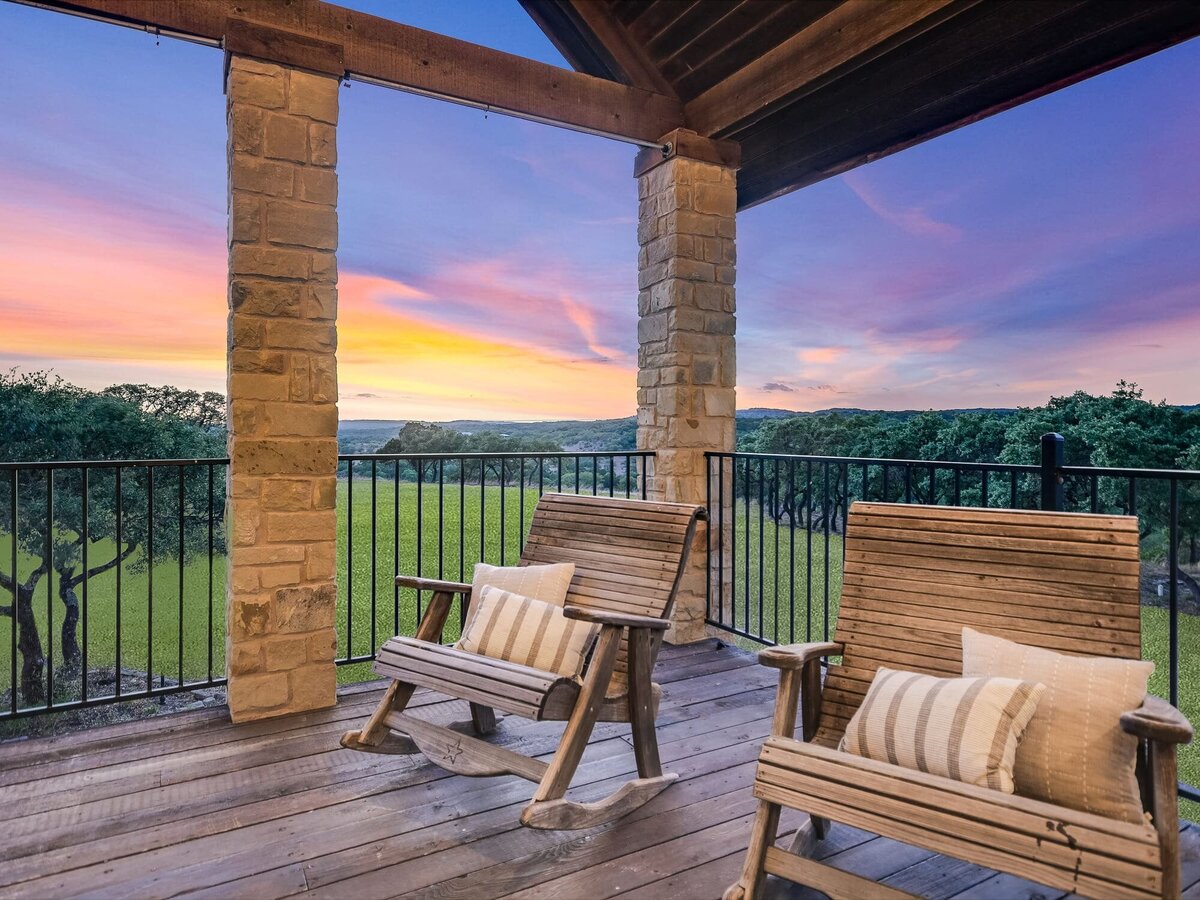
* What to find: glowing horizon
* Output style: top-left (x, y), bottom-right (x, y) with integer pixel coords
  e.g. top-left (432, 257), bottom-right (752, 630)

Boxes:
top-left (1, 2), bottom-right (1198, 423)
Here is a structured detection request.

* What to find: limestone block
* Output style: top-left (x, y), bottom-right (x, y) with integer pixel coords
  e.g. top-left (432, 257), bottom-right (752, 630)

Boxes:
top-left (227, 69), bottom-right (285, 110)
top-left (265, 508), bottom-right (337, 542)
top-left (232, 246), bottom-right (312, 280)
top-left (288, 70), bottom-right (339, 124)
top-left (289, 662), bottom-right (336, 711)
top-left (297, 167), bottom-right (337, 205)
top-left (275, 583), bottom-right (337, 633)
top-left (229, 641), bottom-right (262, 676)
top-left (266, 200), bottom-right (337, 250)
top-left (307, 632), bottom-right (337, 662)
top-left (264, 635), bottom-right (309, 671)
top-left (231, 597), bottom-right (272, 640)
top-left (227, 671), bottom-right (290, 714)
top-left (231, 154), bottom-right (294, 198)
top-left (308, 123), bottom-right (336, 167)
top-left (232, 280), bottom-right (303, 317)
top-left (230, 195), bottom-right (262, 243)
top-left (263, 112), bottom-right (308, 163)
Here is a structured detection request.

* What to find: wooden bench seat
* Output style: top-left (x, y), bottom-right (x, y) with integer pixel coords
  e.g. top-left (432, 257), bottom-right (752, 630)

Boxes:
top-left (724, 502), bottom-right (1194, 900)
top-left (755, 737), bottom-right (1163, 899)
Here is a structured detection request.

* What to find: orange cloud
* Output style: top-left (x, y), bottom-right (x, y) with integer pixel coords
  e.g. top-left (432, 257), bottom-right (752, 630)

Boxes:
top-left (798, 346), bottom-right (847, 365)
top-left (336, 272), bottom-right (634, 420)
top-left (0, 188), bottom-right (637, 421)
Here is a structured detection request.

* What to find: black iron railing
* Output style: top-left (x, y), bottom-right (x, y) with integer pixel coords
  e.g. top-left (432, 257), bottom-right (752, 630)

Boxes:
top-left (334, 451), bottom-right (651, 667)
top-left (0, 458), bottom-right (228, 721)
top-left (705, 435), bottom-right (1200, 803)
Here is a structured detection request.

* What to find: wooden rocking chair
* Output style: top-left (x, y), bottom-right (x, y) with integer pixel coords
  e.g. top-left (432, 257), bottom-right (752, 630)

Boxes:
top-left (341, 492), bottom-right (705, 830)
top-left (726, 502), bottom-right (1193, 900)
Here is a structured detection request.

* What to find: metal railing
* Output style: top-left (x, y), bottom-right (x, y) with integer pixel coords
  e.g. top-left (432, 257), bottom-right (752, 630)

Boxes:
top-left (704, 435), bottom-right (1200, 802)
top-left (0, 458), bottom-right (228, 720)
top-left (334, 451), bottom-right (651, 666)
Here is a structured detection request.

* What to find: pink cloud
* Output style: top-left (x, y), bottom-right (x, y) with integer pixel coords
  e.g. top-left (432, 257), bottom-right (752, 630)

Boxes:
top-left (842, 170), bottom-right (962, 240)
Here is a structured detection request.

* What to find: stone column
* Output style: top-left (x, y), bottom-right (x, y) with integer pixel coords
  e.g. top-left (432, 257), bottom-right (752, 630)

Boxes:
top-left (225, 55), bottom-right (340, 722)
top-left (635, 130), bottom-right (738, 644)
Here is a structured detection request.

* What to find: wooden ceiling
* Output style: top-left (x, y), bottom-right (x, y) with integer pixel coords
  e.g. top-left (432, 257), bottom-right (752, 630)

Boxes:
top-left (521, 0), bottom-right (1200, 209)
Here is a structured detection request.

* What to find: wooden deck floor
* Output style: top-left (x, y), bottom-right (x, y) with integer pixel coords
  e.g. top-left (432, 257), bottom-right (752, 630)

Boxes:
top-left (1, 640), bottom-right (1197, 899)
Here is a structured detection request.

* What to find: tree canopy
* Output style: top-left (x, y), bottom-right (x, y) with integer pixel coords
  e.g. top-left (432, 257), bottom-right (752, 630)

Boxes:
top-left (0, 371), bottom-right (226, 705)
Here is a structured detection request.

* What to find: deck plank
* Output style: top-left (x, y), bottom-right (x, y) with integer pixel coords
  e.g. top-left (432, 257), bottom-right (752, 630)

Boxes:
top-left (0, 641), bottom-right (1195, 899)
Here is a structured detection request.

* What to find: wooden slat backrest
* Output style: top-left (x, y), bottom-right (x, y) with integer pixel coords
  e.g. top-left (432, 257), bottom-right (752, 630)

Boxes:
top-left (815, 502), bottom-right (1143, 747)
top-left (520, 493), bottom-right (704, 696)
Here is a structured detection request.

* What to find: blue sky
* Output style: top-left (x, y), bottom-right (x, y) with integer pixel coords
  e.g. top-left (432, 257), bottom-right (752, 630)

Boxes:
top-left (1, 0), bottom-right (1197, 419)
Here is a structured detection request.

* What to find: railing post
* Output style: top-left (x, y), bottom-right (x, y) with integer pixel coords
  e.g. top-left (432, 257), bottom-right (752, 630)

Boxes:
top-left (1040, 432), bottom-right (1065, 511)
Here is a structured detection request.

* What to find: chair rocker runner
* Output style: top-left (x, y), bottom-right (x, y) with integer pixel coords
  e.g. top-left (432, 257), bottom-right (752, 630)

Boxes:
top-left (726, 502), bottom-right (1193, 900)
top-left (341, 493), bottom-right (706, 830)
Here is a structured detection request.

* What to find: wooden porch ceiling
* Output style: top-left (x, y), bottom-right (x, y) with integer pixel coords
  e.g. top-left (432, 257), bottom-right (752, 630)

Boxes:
top-left (523, 0), bottom-right (1200, 208)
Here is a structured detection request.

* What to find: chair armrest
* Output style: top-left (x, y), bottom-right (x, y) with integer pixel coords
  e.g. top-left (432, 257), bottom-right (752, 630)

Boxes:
top-left (394, 576), bottom-right (472, 594)
top-left (1121, 696), bottom-right (1193, 745)
top-left (758, 642), bottom-right (843, 670)
top-left (562, 606), bottom-right (670, 631)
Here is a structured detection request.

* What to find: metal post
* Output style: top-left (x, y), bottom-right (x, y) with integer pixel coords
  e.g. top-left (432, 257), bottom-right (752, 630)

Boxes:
top-left (1040, 433), bottom-right (1065, 511)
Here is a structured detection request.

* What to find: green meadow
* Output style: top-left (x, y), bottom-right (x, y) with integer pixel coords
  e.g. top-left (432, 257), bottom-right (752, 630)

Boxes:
top-left (1, 481), bottom-right (1196, 816)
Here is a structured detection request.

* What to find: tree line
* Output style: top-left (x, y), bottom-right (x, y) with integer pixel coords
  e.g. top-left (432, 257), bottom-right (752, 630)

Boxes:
top-left (0, 371), bottom-right (225, 706)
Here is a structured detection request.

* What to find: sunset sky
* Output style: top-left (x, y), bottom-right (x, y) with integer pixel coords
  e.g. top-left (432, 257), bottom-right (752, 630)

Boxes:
top-left (1, 1), bottom-right (1198, 421)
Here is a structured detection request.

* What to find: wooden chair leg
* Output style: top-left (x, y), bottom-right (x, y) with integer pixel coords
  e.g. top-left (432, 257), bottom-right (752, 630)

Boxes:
top-left (1148, 740), bottom-right (1181, 899)
top-left (724, 799), bottom-right (782, 900)
top-left (628, 627), bottom-right (662, 778)
top-left (341, 679), bottom-right (415, 750)
top-left (522, 627), bottom-right (677, 830)
top-left (342, 588), bottom-right (456, 751)
top-left (530, 627), bottom-right (623, 805)
top-left (470, 703), bottom-right (497, 735)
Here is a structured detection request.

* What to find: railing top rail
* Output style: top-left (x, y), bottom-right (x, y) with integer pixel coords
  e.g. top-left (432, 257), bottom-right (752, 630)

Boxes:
top-left (1059, 464), bottom-right (1200, 481)
top-left (705, 451), bottom-right (1039, 473)
top-left (0, 457), bottom-right (230, 471)
top-left (339, 450), bottom-right (652, 461)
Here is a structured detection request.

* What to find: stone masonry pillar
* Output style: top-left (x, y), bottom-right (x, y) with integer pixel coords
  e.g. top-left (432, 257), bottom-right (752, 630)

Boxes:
top-left (225, 55), bottom-right (340, 722)
top-left (635, 130), bottom-right (738, 644)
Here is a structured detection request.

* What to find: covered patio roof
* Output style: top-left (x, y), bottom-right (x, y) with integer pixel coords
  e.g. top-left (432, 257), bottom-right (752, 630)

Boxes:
top-left (27, 0), bottom-right (1200, 208)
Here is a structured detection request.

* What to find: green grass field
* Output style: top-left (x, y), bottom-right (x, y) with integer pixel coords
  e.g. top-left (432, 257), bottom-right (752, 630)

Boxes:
top-left (2, 481), bottom-right (1196, 816)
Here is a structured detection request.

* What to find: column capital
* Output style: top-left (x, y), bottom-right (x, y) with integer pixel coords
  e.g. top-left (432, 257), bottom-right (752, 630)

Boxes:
top-left (634, 128), bottom-right (740, 179)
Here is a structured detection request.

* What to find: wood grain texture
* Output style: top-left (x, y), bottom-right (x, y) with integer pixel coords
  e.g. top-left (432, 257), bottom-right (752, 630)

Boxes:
top-left (32, 0), bottom-right (683, 142)
top-left (729, 502), bottom-right (1190, 900)
top-left (0, 642), bottom-right (1196, 899)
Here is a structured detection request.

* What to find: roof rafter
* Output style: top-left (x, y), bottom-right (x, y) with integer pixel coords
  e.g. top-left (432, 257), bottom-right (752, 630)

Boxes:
top-left (685, 0), bottom-right (974, 138)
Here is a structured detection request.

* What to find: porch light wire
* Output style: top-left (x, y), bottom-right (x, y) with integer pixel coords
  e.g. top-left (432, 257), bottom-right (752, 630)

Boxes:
top-left (6, 0), bottom-right (668, 153)
top-left (350, 73), bottom-right (670, 153)
top-left (9, 0), bottom-right (224, 48)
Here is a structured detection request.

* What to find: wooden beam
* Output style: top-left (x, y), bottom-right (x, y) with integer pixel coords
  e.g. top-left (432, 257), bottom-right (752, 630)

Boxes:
top-left (734, 0), bottom-right (1200, 209)
top-left (22, 0), bottom-right (683, 144)
top-left (685, 0), bottom-right (970, 138)
top-left (562, 0), bottom-right (678, 97)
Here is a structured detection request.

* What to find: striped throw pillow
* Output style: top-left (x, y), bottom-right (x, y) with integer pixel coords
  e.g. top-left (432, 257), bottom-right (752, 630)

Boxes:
top-left (466, 562), bottom-right (576, 629)
top-left (840, 667), bottom-right (1045, 792)
top-left (456, 585), bottom-right (599, 679)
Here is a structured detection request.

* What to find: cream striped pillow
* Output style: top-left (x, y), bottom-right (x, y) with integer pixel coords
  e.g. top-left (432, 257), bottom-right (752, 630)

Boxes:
top-left (840, 667), bottom-right (1045, 792)
top-left (466, 562), bottom-right (575, 629)
top-left (962, 627), bottom-right (1154, 823)
top-left (456, 585), bottom-right (598, 678)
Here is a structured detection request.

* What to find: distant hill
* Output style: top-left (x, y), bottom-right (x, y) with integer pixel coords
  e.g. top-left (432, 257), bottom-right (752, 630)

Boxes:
top-left (338, 406), bottom-right (1024, 454)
